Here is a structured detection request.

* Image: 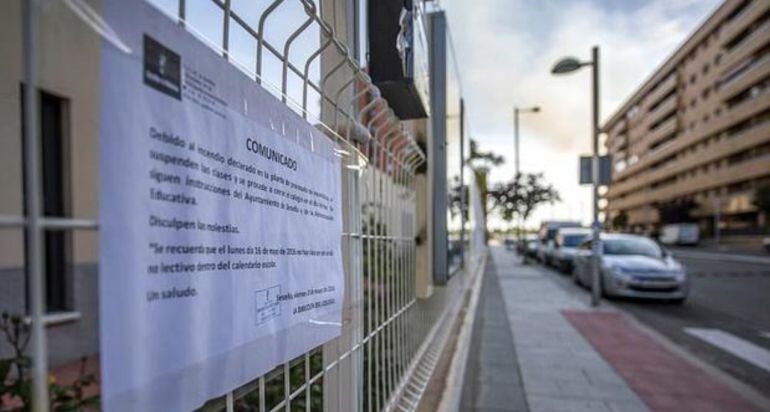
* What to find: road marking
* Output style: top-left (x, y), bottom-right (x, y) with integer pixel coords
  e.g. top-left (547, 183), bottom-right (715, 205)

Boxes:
top-left (685, 328), bottom-right (770, 373)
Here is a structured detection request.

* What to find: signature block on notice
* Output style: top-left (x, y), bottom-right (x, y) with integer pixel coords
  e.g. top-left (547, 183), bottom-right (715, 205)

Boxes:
top-left (255, 285), bottom-right (281, 325)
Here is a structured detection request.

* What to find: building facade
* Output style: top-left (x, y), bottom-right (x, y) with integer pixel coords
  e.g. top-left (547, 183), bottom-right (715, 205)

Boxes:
top-left (604, 0), bottom-right (770, 235)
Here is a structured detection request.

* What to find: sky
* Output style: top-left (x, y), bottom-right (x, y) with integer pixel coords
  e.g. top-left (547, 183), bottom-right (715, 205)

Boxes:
top-left (440, 0), bottom-right (722, 229)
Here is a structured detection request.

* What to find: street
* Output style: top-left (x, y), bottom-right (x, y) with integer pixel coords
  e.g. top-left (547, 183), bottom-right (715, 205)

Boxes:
top-left (525, 248), bottom-right (770, 399)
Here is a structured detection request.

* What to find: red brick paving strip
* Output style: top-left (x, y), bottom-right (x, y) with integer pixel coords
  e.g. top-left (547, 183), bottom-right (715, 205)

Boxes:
top-left (563, 310), bottom-right (758, 412)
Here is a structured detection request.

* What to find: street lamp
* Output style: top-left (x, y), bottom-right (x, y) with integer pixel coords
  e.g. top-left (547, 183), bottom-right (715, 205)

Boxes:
top-left (513, 106), bottom-right (540, 177)
top-left (551, 45), bottom-right (602, 307)
top-left (513, 106), bottom-right (540, 250)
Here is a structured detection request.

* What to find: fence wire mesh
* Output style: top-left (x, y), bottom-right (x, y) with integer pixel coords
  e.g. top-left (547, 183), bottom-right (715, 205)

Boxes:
top-left (0, 1), bottom-right (485, 411)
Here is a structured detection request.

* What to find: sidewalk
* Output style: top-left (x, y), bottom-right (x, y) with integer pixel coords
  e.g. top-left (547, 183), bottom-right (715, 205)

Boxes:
top-left (458, 247), bottom-right (760, 412)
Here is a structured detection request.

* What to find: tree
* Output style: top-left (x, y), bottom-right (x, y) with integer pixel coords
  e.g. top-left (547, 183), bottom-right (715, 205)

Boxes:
top-left (611, 211), bottom-right (628, 232)
top-left (753, 185), bottom-right (770, 228)
top-left (465, 139), bottom-right (505, 243)
top-left (489, 173), bottom-right (561, 239)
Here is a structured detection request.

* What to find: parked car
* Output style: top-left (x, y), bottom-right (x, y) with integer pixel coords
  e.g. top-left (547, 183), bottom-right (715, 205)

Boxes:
top-left (539, 239), bottom-right (557, 265)
top-left (552, 227), bottom-right (592, 273)
top-left (537, 220), bottom-right (581, 263)
top-left (504, 237), bottom-right (516, 250)
top-left (515, 235), bottom-right (537, 255)
top-left (659, 223), bottom-right (700, 246)
top-left (573, 233), bottom-right (689, 303)
top-left (524, 239), bottom-right (540, 260)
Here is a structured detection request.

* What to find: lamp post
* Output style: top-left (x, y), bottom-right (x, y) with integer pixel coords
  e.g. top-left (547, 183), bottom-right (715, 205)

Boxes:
top-left (513, 106), bottom-right (540, 177)
top-left (513, 106), bottom-right (540, 249)
top-left (551, 45), bottom-right (601, 307)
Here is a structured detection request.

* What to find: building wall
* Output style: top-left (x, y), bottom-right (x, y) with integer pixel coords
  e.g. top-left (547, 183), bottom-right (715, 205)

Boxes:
top-left (604, 0), bottom-right (770, 234)
top-left (0, 0), bottom-right (102, 365)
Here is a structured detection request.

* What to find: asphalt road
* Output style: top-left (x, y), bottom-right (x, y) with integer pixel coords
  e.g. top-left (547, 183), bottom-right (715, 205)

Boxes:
top-left (527, 250), bottom-right (770, 399)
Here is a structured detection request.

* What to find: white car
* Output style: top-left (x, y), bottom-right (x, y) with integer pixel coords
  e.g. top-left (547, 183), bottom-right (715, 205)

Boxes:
top-left (573, 233), bottom-right (689, 303)
top-left (659, 223), bottom-right (699, 246)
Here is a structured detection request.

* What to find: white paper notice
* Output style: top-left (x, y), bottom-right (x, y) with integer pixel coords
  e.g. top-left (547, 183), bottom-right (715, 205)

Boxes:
top-left (98, 2), bottom-right (343, 411)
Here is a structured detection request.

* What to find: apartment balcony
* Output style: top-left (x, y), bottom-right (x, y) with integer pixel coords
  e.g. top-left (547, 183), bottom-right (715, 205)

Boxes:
top-left (607, 118), bottom-right (627, 138)
top-left (719, 54), bottom-right (770, 101)
top-left (643, 74), bottom-right (678, 113)
top-left (646, 115), bottom-right (679, 148)
top-left (722, 17), bottom-right (770, 71)
top-left (720, 0), bottom-right (770, 49)
top-left (608, 134), bottom-right (629, 153)
top-left (607, 118), bottom-right (770, 200)
top-left (613, 123), bottom-right (693, 183)
top-left (645, 94), bottom-right (679, 130)
top-left (719, 47), bottom-right (770, 97)
top-left (610, 153), bottom-right (770, 211)
top-left (715, 88), bottom-right (770, 131)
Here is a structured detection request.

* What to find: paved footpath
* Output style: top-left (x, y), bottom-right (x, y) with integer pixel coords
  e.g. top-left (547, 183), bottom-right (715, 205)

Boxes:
top-left (461, 246), bottom-right (761, 412)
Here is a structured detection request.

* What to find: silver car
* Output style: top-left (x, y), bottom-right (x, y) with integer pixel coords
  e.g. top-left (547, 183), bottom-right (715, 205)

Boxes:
top-left (552, 227), bottom-right (592, 272)
top-left (573, 234), bottom-right (689, 303)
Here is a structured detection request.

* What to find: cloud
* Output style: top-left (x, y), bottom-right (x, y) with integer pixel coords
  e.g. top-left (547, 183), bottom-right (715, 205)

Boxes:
top-left (441, 0), bottom-right (720, 227)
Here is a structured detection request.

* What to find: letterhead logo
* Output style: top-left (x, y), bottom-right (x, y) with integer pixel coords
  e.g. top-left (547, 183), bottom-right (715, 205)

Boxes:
top-left (143, 35), bottom-right (182, 100)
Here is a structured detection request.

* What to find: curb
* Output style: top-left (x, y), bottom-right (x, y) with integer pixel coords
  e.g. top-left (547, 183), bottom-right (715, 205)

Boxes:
top-left (672, 249), bottom-right (770, 265)
top-left (435, 249), bottom-right (488, 412)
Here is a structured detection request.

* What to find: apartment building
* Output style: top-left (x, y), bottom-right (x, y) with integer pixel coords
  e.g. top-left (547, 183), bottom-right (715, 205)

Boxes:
top-left (604, 0), bottom-right (770, 235)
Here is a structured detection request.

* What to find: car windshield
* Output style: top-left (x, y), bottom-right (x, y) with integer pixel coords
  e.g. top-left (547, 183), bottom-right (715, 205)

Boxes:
top-left (603, 237), bottom-right (662, 258)
top-left (562, 234), bottom-right (587, 247)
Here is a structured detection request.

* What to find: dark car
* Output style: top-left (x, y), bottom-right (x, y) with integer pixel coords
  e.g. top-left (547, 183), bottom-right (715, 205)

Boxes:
top-left (524, 239), bottom-right (540, 260)
top-left (551, 227), bottom-right (591, 273)
top-left (537, 220), bottom-right (581, 263)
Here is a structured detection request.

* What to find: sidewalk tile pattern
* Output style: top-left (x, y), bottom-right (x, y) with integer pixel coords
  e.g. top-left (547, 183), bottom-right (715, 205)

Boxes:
top-left (564, 311), bottom-right (759, 412)
top-left (491, 248), bottom-right (649, 412)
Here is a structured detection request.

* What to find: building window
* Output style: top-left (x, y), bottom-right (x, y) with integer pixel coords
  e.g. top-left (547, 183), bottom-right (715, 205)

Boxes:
top-left (22, 88), bottom-right (72, 313)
